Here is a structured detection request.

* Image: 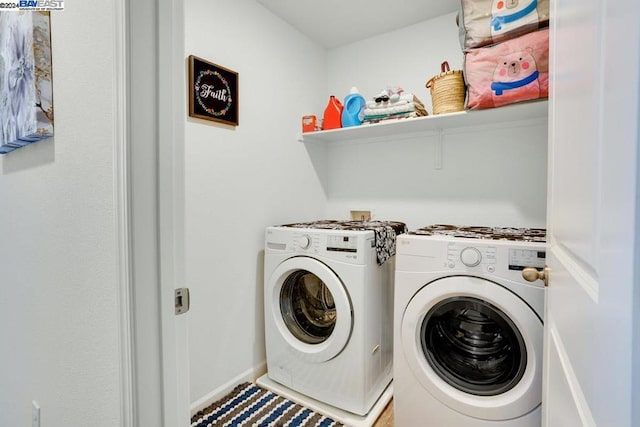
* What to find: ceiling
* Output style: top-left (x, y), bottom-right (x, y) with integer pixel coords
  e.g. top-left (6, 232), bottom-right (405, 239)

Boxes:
top-left (256, 0), bottom-right (460, 49)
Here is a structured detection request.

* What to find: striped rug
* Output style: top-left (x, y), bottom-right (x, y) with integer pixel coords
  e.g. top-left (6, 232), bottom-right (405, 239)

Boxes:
top-left (191, 382), bottom-right (345, 427)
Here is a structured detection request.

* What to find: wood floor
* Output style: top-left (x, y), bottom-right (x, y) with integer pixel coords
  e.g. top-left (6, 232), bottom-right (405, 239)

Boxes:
top-left (372, 400), bottom-right (394, 427)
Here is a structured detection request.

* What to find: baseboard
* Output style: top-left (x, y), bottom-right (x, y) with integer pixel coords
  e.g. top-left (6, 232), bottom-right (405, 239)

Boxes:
top-left (190, 361), bottom-right (267, 415)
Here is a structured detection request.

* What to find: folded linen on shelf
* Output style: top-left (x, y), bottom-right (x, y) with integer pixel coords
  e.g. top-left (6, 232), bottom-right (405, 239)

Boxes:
top-left (366, 92), bottom-right (416, 108)
top-left (364, 101), bottom-right (424, 118)
top-left (363, 93), bottom-right (427, 124)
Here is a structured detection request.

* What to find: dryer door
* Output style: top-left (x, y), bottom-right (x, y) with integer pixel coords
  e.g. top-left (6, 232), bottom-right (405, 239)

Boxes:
top-left (401, 276), bottom-right (542, 421)
top-left (268, 257), bottom-right (353, 363)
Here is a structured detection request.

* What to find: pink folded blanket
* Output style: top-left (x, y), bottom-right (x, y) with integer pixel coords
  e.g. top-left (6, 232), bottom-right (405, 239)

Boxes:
top-left (465, 28), bottom-right (549, 110)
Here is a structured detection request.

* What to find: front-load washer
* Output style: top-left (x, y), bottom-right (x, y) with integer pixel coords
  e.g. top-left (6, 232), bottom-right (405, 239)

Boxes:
top-left (394, 225), bottom-right (546, 426)
top-left (263, 220), bottom-right (405, 416)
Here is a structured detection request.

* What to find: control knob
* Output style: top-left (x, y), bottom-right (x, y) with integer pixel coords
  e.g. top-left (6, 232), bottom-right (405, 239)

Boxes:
top-left (460, 247), bottom-right (482, 267)
top-left (297, 235), bottom-right (311, 249)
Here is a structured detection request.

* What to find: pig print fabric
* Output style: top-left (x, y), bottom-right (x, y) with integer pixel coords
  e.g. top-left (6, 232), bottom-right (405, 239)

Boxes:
top-left (458, 0), bottom-right (549, 50)
top-left (464, 28), bottom-right (549, 110)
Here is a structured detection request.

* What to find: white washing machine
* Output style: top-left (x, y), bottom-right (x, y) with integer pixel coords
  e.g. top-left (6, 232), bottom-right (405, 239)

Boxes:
top-left (394, 225), bottom-right (546, 426)
top-left (263, 221), bottom-right (404, 416)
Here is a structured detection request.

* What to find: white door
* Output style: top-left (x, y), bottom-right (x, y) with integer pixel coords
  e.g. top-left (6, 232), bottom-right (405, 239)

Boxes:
top-left (543, 0), bottom-right (640, 425)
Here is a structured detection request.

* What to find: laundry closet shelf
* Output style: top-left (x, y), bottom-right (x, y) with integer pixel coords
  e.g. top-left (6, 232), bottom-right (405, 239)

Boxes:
top-left (298, 100), bottom-right (548, 143)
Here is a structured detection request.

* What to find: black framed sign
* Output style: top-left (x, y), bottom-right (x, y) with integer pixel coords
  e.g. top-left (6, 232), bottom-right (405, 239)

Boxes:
top-left (188, 55), bottom-right (239, 126)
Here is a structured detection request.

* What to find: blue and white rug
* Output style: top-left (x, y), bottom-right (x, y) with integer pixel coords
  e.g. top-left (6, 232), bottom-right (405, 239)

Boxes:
top-left (191, 382), bottom-right (345, 427)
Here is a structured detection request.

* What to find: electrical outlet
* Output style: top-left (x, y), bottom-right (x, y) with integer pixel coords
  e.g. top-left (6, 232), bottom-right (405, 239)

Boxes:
top-left (32, 401), bottom-right (40, 427)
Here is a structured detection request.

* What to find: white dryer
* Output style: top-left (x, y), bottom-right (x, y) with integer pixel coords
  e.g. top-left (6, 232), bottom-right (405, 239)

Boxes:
top-left (263, 221), bottom-right (403, 416)
top-left (394, 225), bottom-right (546, 426)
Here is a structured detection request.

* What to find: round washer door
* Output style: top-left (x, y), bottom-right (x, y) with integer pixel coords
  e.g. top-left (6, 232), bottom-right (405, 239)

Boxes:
top-left (401, 276), bottom-right (542, 421)
top-left (268, 256), bottom-right (353, 363)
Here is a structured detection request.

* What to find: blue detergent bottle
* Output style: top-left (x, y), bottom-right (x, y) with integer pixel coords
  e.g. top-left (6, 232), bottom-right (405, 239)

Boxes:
top-left (341, 87), bottom-right (366, 127)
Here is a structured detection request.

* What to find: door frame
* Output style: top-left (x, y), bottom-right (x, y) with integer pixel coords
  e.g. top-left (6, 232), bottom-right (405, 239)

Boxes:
top-left (114, 0), bottom-right (134, 425)
top-left (119, 0), bottom-right (190, 425)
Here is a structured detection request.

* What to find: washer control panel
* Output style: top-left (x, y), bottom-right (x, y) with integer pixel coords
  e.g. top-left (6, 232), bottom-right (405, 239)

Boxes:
top-left (447, 243), bottom-right (498, 272)
top-left (265, 227), bottom-right (376, 265)
top-left (291, 233), bottom-right (362, 254)
top-left (445, 242), bottom-right (545, 275)
top-left (326, 234), bottom-right (359, 253)
top-left (292, 232), bottom-right (319, 252)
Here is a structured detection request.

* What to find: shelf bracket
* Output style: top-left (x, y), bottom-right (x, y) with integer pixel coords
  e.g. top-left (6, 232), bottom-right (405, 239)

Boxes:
top-left (435, 129), bottom-right (443, 170)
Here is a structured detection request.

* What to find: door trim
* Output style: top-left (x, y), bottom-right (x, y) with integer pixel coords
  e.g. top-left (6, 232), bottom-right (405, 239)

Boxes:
top-left (114, 0), bottom-right (134, 425)
top-left (126, 0), bottom-right (189, 425)
top-left (157, 0), bottom-right (190, 424)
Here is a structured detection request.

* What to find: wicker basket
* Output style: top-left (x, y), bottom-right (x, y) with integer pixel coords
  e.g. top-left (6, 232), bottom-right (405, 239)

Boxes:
top-left (425, 61), bottom-right (466, 115)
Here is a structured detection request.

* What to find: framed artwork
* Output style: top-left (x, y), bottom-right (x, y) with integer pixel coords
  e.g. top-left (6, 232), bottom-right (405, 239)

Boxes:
top-left (188, 55), bottom-right (238, 126)
top-left (0, 11), bottom-right (54, 155)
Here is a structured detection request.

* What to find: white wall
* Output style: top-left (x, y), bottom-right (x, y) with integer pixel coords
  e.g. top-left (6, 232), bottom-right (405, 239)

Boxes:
top-left (328, 12), bottom-right (464, 112)
top-left (184, 0), bottom-right (328, 405)
top-left (325, 12), bottom-right (548, 229)
top-left (0, 3), bottom-right (121, 427)
top-left (324, 122), bottom-right (548, 230)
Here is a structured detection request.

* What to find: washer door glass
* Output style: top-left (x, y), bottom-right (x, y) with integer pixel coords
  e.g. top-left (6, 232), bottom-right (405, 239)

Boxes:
top-left (400, 276), bottom-right (543, 420)
top-left (280, 270), bottom-right (336, 344)
top-left (421, 296), bottom-right (527, 396)
top-left (268, 256), bottom-right (352, 362)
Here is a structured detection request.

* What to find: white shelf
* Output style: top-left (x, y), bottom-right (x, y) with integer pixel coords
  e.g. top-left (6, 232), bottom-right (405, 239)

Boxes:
top-left (298, 100), bottom-right (548, 143)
